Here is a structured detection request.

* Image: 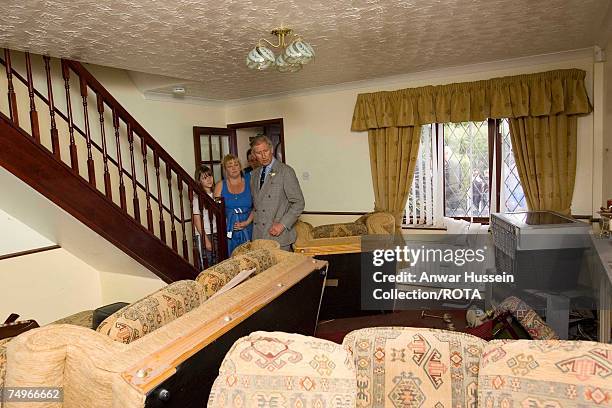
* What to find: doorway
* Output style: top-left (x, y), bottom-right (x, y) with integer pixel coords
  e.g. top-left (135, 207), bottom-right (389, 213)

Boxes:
top-left (193, 119), bottom-right (284, 180)
top-left (227, 118), bottom-right (285, 168)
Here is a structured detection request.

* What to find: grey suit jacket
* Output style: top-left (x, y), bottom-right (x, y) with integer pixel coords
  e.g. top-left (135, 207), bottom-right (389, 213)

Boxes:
top-left (250, 160), bottom-right (305, 247)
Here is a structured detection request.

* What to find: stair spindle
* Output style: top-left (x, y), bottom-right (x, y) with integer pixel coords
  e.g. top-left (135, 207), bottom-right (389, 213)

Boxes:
top-left (61, 60), bottom-right (79, 172)
top-left (140, 136), bottom-right (154, 233)
top-left (127, 123), bottom-right (140, 222)
top-left (188, 186), bottom-right (200, 268)
top-left (3, 49), bottom-right (19, 126)
top-left (43, 56), bottom-right (60, 159)
top-left (178, 178), bottom-right (189, 260)
top-left (166, 166), bottom-right (178, 252)
top-left (154, 152), bottom-right (166, 243)
top-left (24, 53), bottom-right (40, 143)
top-left (96, 94), bottom-right (112, 199)
top-left (79, 77), bottom-right (96, 185)
top-left (112, 108), bottom-right (127, 211)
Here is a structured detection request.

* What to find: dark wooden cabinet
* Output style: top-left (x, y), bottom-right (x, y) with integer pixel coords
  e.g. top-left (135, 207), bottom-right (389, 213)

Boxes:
top-left (317, 252), bottom-right (395, 320)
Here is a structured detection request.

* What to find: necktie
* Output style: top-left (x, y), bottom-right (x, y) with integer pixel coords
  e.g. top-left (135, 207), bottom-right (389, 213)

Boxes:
top-left (259, 166), bottom-right (267, 188)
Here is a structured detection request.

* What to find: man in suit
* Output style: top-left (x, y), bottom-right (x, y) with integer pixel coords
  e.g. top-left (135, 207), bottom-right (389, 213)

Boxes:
top-left (250, 135), bottom-right (305, 250)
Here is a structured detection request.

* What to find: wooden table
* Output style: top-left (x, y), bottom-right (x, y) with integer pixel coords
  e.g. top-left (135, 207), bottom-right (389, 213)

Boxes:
top-left (315, 310), bottom-right (468, 343)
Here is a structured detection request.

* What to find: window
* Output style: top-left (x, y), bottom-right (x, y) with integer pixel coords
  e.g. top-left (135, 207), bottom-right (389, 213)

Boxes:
top-left (404, 119), bottom-right (526, 226)
top-left (499, 119), bottom-right (528, 213)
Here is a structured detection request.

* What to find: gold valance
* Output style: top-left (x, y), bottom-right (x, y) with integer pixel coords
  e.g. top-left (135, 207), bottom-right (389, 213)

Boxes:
top-left (351, 69), bottom-right (592, 131)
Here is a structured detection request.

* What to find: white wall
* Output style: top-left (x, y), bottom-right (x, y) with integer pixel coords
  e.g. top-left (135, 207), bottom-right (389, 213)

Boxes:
top-left (99, 270), bottom-right (165, 305)
top-left (85, 64), bottom-right (227, 176)
top-left (0, 248), bottom-right (102, 325)
top-left (0, 209), bottom-right (55, 256)
top-left (225, 50), bottom-right (599, 216)
top-left (0, 168), bottom-right (166, 320)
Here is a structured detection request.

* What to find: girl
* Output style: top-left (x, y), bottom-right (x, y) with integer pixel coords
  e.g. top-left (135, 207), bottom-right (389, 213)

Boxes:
top-left (193, 165), bottom-right (217, 268)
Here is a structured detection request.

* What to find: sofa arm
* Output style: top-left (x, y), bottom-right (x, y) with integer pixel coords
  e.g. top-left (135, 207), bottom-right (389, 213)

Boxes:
top-left (294, 220), bottom-right (314, 245)
top-left (0, 338), bottom-right (10, 389)
top-left (366, 211), bottom-right (396, 234)
top-left (3, 324), bottom-right (133, 408)
top-left (208, 331), bottom-right (356, 407)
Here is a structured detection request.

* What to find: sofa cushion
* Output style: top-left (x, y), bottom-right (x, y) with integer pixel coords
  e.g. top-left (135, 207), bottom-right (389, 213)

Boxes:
top-left (208, 331), bottom-right (356, 407)
top-left (312, 222), bottom-right (368, 238)
top-left (343, 327), bottom-right (485, 407)
top-left (240, 249), bottom-right (278, 273)
top-left (92, 303), bottom-right (129, 330)
top-left (197, 254), bottom-right (255, 297)
top-left (96, 280), bottom-right (206, 344)
top-left (231, 239), bottom-right (280, 257)
top-left (197, 249), bottom-right (279, 297)
top-left (478, 339), bottom-right (612, 407)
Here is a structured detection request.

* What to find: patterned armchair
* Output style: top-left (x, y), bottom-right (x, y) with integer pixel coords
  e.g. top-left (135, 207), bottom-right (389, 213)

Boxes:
top-left (208, 331), bottom-right (356, 407)
top-left (209, 327), bottom-right (612, 407)
top-left (344, 327), bottom-right (484, 407)
top-left (294, 212), bottom-right (395, 256)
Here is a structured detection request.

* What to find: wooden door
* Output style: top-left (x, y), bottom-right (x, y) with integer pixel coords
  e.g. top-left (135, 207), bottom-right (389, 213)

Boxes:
top-left (193, 127), bottom-right (236, 181)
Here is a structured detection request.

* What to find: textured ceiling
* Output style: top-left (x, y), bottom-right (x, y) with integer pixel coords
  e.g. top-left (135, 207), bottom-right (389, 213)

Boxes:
top-left (0, 0), bottom-right (609, 100)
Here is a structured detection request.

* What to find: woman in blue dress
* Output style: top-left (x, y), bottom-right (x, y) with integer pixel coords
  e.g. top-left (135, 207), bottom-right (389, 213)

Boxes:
top-left (214, 154), bottom-right (253, 255)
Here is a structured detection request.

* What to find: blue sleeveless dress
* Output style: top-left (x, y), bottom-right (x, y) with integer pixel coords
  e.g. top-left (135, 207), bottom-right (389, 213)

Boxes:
top-left (221, 172), bottom-right (253, 255)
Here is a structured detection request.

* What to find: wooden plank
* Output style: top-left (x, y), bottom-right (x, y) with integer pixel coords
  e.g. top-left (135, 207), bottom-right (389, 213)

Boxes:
top-left (123, 258), bottom-right (327, 394)
top-left (294, 242), bottom-right (362, 256)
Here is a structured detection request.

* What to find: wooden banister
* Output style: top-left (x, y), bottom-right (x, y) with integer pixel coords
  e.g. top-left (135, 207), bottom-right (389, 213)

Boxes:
top-left (0, 112), bottom-right (197, 282)
top-left (0, 50), bottom-right (229, 279)
top-left (63, 60), bottom-right (226, 246)
top-left (0, 55), bottom-right (191, 225)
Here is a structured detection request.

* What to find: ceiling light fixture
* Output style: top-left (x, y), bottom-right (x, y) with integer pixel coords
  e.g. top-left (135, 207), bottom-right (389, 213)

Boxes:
top-left (246, 25), bottom-right (315, 73)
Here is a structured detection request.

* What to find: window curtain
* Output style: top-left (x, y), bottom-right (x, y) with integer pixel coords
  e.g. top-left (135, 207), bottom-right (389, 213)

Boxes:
top-left (352, 69), bottom-right (591, 215)
top-left (369, 126), bottom-right (421, 228)
top-left (509, 115), bottom-right (577, 213)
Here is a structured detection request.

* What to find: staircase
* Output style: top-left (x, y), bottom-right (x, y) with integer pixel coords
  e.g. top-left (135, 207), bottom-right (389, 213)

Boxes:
top-left (0, 50), bottom-right (228, 282)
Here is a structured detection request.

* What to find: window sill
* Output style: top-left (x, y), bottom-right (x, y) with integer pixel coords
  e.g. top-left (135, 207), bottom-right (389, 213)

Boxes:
top-left (401, 225), bottom-right (447, 231)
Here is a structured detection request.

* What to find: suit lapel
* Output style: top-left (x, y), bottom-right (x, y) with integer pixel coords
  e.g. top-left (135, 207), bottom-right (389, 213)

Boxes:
top-left (259, 161), bottom-right (279, 196)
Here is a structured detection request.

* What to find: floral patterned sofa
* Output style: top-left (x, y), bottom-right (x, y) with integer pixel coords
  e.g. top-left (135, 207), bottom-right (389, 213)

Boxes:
top-left (1, 246), bottom-right (326, 408)
top-left (294, 211), bottom-right (395, 256)
top-left (209, 327), bottom-right (612, 407)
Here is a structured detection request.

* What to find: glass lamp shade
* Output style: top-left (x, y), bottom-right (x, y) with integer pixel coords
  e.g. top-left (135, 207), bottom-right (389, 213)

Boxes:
top-left (246, 46), bottom-right (275, 70)
top-left (275, 54), bottom-right (302, 73)
top-left (283, 40), bottom-right (315, 65)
